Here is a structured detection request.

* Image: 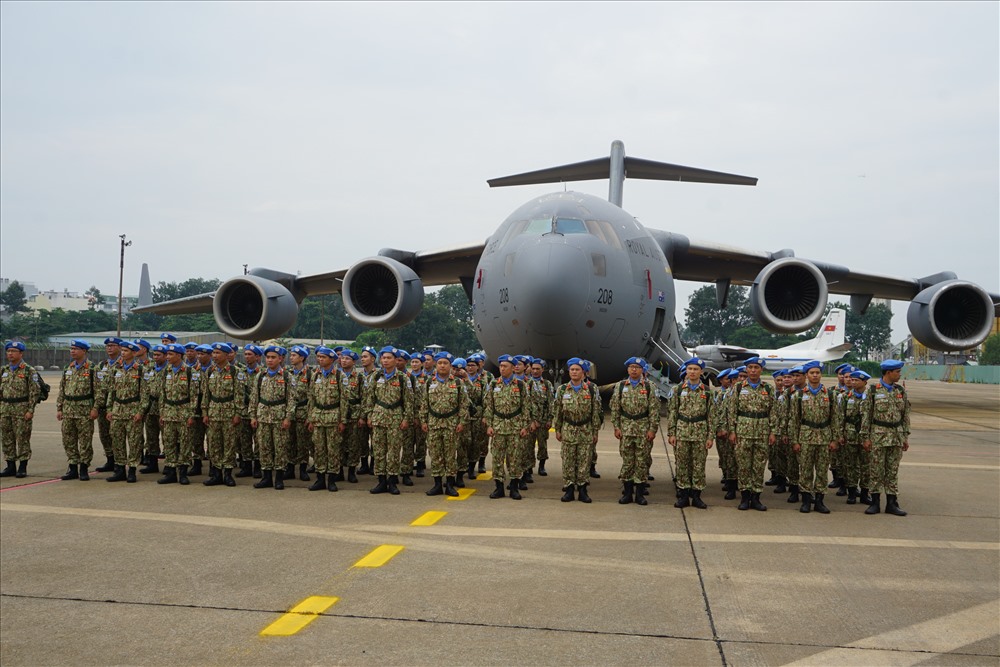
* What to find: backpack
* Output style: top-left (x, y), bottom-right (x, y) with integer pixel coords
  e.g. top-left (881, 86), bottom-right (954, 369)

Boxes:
top-left (24, 366), bottom-right (49, 402)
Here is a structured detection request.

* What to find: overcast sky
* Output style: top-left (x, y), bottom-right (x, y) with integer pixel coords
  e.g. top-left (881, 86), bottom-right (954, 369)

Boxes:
top-left (2, 1), bottom-right (997, 340)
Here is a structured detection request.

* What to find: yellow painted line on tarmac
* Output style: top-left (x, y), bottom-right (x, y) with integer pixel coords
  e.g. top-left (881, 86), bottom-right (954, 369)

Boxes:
top-left (411, 511), bottom-right (447, 526)
top-left (475, 471), bottom-right (493, 481)
top-left (900, 461), bottom-right (999, 471)
top-left (260, 596), bottom-right (338, 636)
top-left (446, 488), bottom-right (476, 501)
top-left (353, 544), bottom-right (404, 568)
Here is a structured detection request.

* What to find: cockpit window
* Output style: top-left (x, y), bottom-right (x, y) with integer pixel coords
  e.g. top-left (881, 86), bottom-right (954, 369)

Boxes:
top-left (524, 218), bottom-right (551, 235)
top-left (555, 218), bottom-right (587, 234)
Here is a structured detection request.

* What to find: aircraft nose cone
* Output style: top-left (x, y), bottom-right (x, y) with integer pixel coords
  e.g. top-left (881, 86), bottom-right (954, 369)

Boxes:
top-left (515, 241), bottom-right (590, 335)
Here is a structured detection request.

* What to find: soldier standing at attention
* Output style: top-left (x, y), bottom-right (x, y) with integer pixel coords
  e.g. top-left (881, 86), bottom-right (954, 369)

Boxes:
top-left (307, 346), bottom-right (344, 492)
top-left (364, 346), bottom-right (412, 495)
top-left (828, 362), bottom-right (854, 494)
top-left (202, 343), bottom-right (245, 487)
top-left (529, 358), bottom-right (554, 478)
top-left (783, 366), bottom-right (806, 505)
top-left (789, 360), bottom-right (840, 514)
top-left (94, 337), bottom-right (122, 472)
top-left (0, 341), bottom-right (41, 479)
top-left (57, 339), bottom-right (99, 481)
top-left (483, 355), bottom-right (529, 499)
top-left (237, 345), bottom-right (264, 478)
top-left (840, 369), bottom-right (872, 505)
top-left (357, 345), bottom-right (379, 475)
top-left (338, 349), bottom-right (364, 483)
top-left (714, 369), bottom-right (737, 500)
top-left (157, 344), bottom-right (199, 486)
top-left (861, 360), bottom-right (910, 516)
top-left (394, 351), bottom-right (418, 487)
top-left (610, 356), bottom-right (659, 506)
top-left (250, 346), bottom-right (294, 490)
top-left (105, 341), bottom-right (150, 483)
top-left (467, 354), bottom-right (492, 474)
top-left (667, 358), bottom-right (714, 509)
top-left (420, 352), bottom-right (469, 497)
top-left (726, 357), bottom-right (777, 511)
top-left (409, 353), bottom-right (429, 478)
top-left (188, 344), bottom-right (214, 477)
top-left (287, 345), bottom-right (313, 482)
top-left (767, 369), bottom-right (791, 495)
top-left (139, 345), bottom-right (167, 475)
top-left (554, 357), bottom-right (603, 504)
top-left (450, 358), bottom-right (475, 487)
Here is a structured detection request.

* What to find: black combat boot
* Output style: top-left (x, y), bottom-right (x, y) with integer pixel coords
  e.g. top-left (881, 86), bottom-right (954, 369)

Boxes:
top-left (690, 489), bottom-right (708, 510)
top-left (813, 493), bottom-right (830, 514)
top-left (750, 492), bottom-right (767, 511)
top-left (327, 473), bottom-right (338, 492)
top-left (234, 460), bottom-right (251, 478)
top-left (106, 464), bottom-right (126, 482)
top-left (254, 470), bottom-right (273, 489)
top-left (577, 483), bottom-right (592, 503)
top-left (774, 475), bottom-right (787, 494)
top-left (284, 463), bottom-right (295, 479)
top-left (79, 463), bottom-right (90, 481)
top-left (157, 466), bottom-right (178, 485)
top-left (358, 457), bottom-right (371, 475)
top-left (332, 467), bottom-right (345, 482)
top-left (347, 466), bottom-right (358, 483)
top-left (846, 487), bottom-right (859, 504)
top-left (466, 461), bottom-right (477, 480)
top-left (589, 464), bottom-right (600, 479)
top-left (828, 471), bottom-right (840, 489)
top-left (95, 456), bottom-right (114, 473)
top-left (836, 480), bottom-right (848, 496)
top-left (455, 471), bottom-right (466, 488)
top-left (635, 484), bottom-right (648, 506)
top-left (524, 469), bottom-right (534, 484)
top-left (560, 486), bottom-right (575, 502)
top-left (725, 479), bottom-right (737, 500)
top-left (674, 489), bottom-right (690, 509)
top-left (126, 467), bottom-right (137, 483)
top-left (787, 484), bottom-right (800, 503)
top-left (426, 476), bottom-right (444, 496)
top-left (885, 494), bottom-right (907, 516)
top-left (639, 482), bottom-right (649, 496)
top-left (619, 481), bottom-right (634, 505)
top-left (370, 475), bottom-right (388, 494)
top-left (538, 460), bottom-right (547, 476)
top-left (204, 466), bottom-right (222, 486)
top-left (273, 469), bottom-right (285, 490)
top-left (61, 464), bottom-right (79, 481)
top-left (190, 458), bottom-right (203, 476)
top-left (764, 472), bottom-right (779, 486)
top-left (800, 492), bottom-right (812, 513)
top-left (445, 476), bottom-right (459, 497)
top-left (860, 487), bottom-right (873, 504)
top-left (865, 492), bottom-right (881, 514)
top-left (309, 473), bottom-right (326, 491)
top-left (508, 479), bottom-right (522, 500)
top-left (299, 463), bottom-right (309, 482)
top-left (478, 456), bottom-right (487, 473)
top-left (415, 459), bottom-right (426, 478)
top-left (737, 490), bottom-right (751, 510)
top-left (517, 476), bottom-right (527, 490)
top-left (401, 473), bottom-right (413, 487)
top-left (490, 480), bottom-right (505, 499)
top-left (388, 475), bottom-right (400, 495)
top-left (307, 463), bottom-right (316, 473)
top-left (139, 455), bottom-right (159, 474)
top-left (178, 465), bottom-right (190, 485)
top-left (252, 460), bottom-right (262, 478)
top-left (14, 460), bottom-right (27, 478)
top-left (223, 468), bottom-right (236, 487)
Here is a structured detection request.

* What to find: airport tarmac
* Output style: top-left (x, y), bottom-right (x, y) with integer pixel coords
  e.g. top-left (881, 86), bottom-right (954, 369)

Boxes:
top-left (1, 377), bottom-right (998, 666)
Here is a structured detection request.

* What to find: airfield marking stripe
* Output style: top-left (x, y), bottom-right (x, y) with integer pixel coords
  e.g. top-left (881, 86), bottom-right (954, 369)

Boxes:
top-left (474, 471), bottom-right (493, 481)
top-left (411, 511), bottom-right (447, 526)
top-left (0, 479), bottom-right (63, 493)
top-left (259, 596), bottom-right (339, 636)
top-left (778, 599), bottom-right (1000, 666)
top-left (900, 461), bottom-right (999, 471)
top-left (446, 488), bottom-right (476, 501)
top-left (354, 545), bottom-right (404, 568)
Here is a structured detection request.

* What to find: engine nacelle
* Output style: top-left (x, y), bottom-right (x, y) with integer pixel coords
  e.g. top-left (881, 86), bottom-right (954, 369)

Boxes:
top-left (213, 275), bottom-right (299, 340)
top-left (906, 280), bottom-right (994, 351)
top-left (749, 258), bottom-right (828, 334)
top-left (342, 257), bottom-right (424, 328)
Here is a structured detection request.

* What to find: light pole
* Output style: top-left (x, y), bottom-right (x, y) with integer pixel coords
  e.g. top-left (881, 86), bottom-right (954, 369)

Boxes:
top-left (117, 234), bottom-right (131, 336)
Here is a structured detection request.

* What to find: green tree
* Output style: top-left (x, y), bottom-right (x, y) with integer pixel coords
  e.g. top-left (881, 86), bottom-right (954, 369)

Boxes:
top-left (980, 334), bottom-right (1000, 365)
top-left (84, 285), bottom-right (105, 310)
top-left (0, 280), bottom-right (29, 313)
top-left (683, 285), bottom-right (752, 345)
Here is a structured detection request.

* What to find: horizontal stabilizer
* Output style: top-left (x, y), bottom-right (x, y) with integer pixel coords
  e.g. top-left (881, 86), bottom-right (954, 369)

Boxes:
top-left (488, 156), bottom-right (757, 188)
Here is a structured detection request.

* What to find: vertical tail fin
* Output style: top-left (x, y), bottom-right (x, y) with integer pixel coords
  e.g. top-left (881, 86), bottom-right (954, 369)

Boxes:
top-left (779, 309), bottom-right (846, 351)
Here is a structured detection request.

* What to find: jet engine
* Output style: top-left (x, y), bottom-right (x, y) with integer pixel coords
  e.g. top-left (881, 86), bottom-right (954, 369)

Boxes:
top-left (213, 275), bottom-right (299, 340)
top-left (342, 257), bottom-right (424, 328)
top-left (749, 258), bottom-right (828, 334)
top-left (906, 280), bottom-right (994, 352)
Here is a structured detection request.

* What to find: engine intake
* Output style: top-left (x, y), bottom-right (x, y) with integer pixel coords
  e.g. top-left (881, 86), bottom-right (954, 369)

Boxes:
top-left (750, 258), bottom-right (828, 334)
top-left (906, 280), bottom-right (994, 351)
top-left (213, 275), bottom-right (298, 340)
top-left (342, 257), bottom-right (424, 328)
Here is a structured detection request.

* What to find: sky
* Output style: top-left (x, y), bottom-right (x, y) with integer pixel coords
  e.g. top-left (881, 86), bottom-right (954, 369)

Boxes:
top-left (1, 1), bottom-right (997, 341)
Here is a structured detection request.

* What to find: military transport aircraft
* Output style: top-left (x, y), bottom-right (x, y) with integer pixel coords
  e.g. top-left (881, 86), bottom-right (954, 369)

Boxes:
top-left (134, 141), bottom-right (1000, 382)
top-left (691, 308), bottom-right (852, 372)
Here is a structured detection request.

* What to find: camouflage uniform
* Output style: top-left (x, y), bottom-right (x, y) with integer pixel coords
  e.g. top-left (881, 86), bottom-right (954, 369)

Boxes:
top-left (464, 371), bottom-right (490, 473)
top-left (288, 364), bottom-right (313, 471)
top-left (529, 376), bottom-right (554, 468)
top-left (94, 356), bottom-right (119, 462)
top-left (399, 371), bottom-right (419, 478)
top-left (1, 361), bottom-right (41, 464)
top-left (340, 369), bottom-right (366, 470)
top-left (158, 364), bottom-right (199, 470)
top-left (412, 371), bottom-right (429, 470)
top-left (769, 387), bottom-right (790, 485)
top-left (840, 387), bottom-right (870, 497)
top-left (861, 381), bottom-right (910, 496)
top-left (726, 380), bottom-right (779, 494)
top-left (553, 381), bottom-right (603, 489)
top-left (420, 374), bottom-right (469, 478)
top-left (308, 366), bottom-right (344, 474)
top-left (775, 386), bottom-right (798, 492)
top-left (107, 362), bottom-right (151, 468)
top-left (251, 368), bottom-right (295, 471)
top-left (789, 385), bottom-right (841, 496)
top-left (203, 362), bottom-right (246, 473)
top-left (715, 384), bottom-right (737, 484)
top-left (611, 377), bottom-right (660, 484)
top-left (239, 364), bottom-right (262, 470)
top-left (189, 361), bottom-right (211, 466)
top-left (483, 376), bottom-right (530, 484)
top-left (57, 359), bottom-right (98, 466)
top-left (143, 363), bottom-right (165, 460)
top-left (363, 369), bottom-right (413, 477)
top-left (666, 381), bottom-right (714, 491)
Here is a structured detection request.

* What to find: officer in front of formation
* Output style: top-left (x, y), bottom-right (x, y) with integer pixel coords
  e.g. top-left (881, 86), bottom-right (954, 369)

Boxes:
top-left (57, 339), bottom-right (99, 481)
top-left (202, 343), bottom-right (245, 487)
top-left (483, 354), bottom-right (530, 499)
top-left (306, 346), bottom-right (343, 492)
top-left (364, 346), bottom-right (413, 495)
top-left (157, 343), bottom-right (199, 486)
top-left (861, 359), bottom-right (910, 516)
top-left (726, 356), bottom-right (778, 511)
top-left (105, 340), bottom-right (150, 483)
top-left (610, 356), bottom-right (659, 506)
top-left (666, 357), bottom-right (714, 510)
top-left (419, 351), bottom-right (469, 497)
top-left (250, 345), bottom-right (294, 490)
top-left (788, 360), bottom-right (840, 514)
top-left (0, 341), bottom-right (42, 479)
top-left (553, 357), bottom-right (602, 503)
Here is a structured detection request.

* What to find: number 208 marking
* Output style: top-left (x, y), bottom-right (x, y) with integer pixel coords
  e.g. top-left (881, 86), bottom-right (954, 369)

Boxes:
top-left (596, 288), bottom-right (613, 304)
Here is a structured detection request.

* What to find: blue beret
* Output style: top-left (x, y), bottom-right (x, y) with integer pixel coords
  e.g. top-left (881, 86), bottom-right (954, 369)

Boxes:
top-left (315, 346), bottom-right (334, 357)
top-left (159, 333), bottom-right (177, 342)
top-left (624, 356), bottom-right (643, 367)
top-left (802, 360), bottom-right (822, 371)
top-left (682, 357), bottom-right (706, 369)
top-left (5, 340), bottom-right (26, 351)
top-left (244, 344), bottom-right (263, 357)
top-left (263, 345), bottom-right (282, 356)
top-left (849, 370), bottom-right (872, 380)
top-left (290, 345), bottom-right (310, 358)
top-left (183, 342), bottom-right (198, 350)
top-left (341, 349), bottom-right (360, 361)
top-left (104, 337), bottom-right (122, 346)
top-left (452, 357), bottom-right (467, 368)
top-left (378, 345), bottom-right (399, 358)
top-left (361, 345), bottom-right (378, 357)
top-left (736, 366), bottom-right (747, 373)
top-left (718, 369), bottom-right (733, 379)
top-left (771, 370), bottom-right (784, 378)
top-left (497, 354), bottom-right (514, 364)
top-left (151, 344), bottom-right (167, 354)
top-left (433, 351), bottom-right (453, 362)
top-left (789, 365), bottom-right (804, 374)
top-left (70, 339), bottom-right (91, 351)
top-left (121, 341), bottom-right (141, 352)
top-left (166, 344), bottom-right (187, 355)
top-left (566, 357), bottom-right (584, 370)
top-left (195, 344), bottom-right (212, 353)
top-left (531, 358), bottom-right (546, 367)
top-left (468, 353), bottom-right (484, 363)
top-left (133, 339), bottom-right (151, 351)
top-left (333, 346), bottom-right (345, 353)
top-left (880, 359), bottom-right (904, 372)
top-left (834, 363), bottom-right (853, 373)
top-left (397, 350), bottom-right (411, 361)
top-left (744, 356), bottom-right (765, 368)
top-left (211, 342), bottom-right (233, 354)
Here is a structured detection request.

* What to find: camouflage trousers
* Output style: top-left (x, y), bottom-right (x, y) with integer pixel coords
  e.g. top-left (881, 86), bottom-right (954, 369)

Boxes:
top-left (312, 425), bottom-right (342, 473)
top-left (161, 420), bottom-right (193, 468)
top-left (239, 420), bottom-right (256, 463)
top-left (62, 417), bottom-right (94, 465)
top-left (735, 438), bottom-right (770, 493)
top-left (341, 420), bottom-right (366, 468)
top-left (256, 422), bottom-right (289, 471)
top-left (716, 436), bottom-right (737, 480)
top-left (414, 427), bottom-right (427, 462)
top-left (868, 445), bottom-right (903, 495)
top-left (490, 433), bottom-right (520, 484)
top-left (618, 435), bottom-right (652, 484)
top-left (143, 413), bottom-right (159, 457)
top-left (532, 427), bottom-right (550, 462)
top-left (457, 423), bottom-right (477, 470)
top-left (769, 439), bottom-right (789, 479)
top-left (190, 419), bottom-right (206, 460)
top-left (371, 423), bottom-right (405, 476)
top-left (561, 431), bottom-right (594, 488)
top-left (399, 424), bottom-right (416, 474)
top-left (841, 441), bottom-right (870, 488)
top-left (427, 428), bottom-right (459, 477)
top-left (110, 417), bottom-right (144, 467)
top-left (830, 445), bottom-right (845, 475)
top-left (796, 443), bottom-right (831, 495)
top-left (288, 418), bottom-right (312, 466)
top-left (206, 419), bottom-right (239, 469)
top-left (786, 441), bottom-right (800, 488)
top-left (471, 419), bottom-right (489, 458)
top-left (519, 432), bottom-right (535, 473)
top-left (1, 415), bottom-right (33, 462)
top-left (674, 439), bottom-right (709, 490)
top-left (97, 408), bottom-right (113, 457)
